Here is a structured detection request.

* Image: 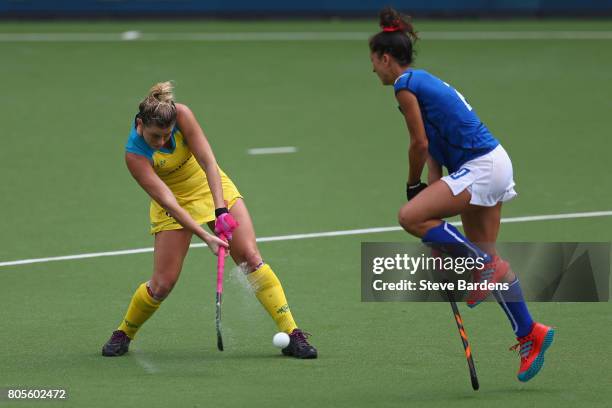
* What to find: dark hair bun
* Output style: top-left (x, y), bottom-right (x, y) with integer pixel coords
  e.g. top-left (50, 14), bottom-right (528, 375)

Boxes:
top-left (379, 7), bottom-right (402, 30)
top-left (378, 7), bottom-right (418, 41)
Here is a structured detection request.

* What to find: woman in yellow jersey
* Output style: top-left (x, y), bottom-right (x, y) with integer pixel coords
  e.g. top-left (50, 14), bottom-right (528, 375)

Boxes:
top-left (102, 82), bottom-right (317, 359)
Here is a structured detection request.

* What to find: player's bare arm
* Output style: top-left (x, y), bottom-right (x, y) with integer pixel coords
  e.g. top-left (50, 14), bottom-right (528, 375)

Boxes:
top-left (175, 103), bottom-right (226, 210)
top-left (427, 156), bottom-right (442, 184)
top-left (396, 89), bottom-right (428, 185)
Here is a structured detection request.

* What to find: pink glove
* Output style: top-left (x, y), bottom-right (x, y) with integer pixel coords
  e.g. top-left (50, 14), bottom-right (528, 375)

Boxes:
top-left (214, 209), bottom-right (239, 241)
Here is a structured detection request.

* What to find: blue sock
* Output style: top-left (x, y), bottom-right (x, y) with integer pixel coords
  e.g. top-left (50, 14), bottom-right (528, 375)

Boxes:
top-left (422, 221), bottom-right (492, 263)
top-left (494, 278), bottom-right (534, 338)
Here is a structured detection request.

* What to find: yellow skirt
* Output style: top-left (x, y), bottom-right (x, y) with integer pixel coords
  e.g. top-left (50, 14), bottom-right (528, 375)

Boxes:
top-left (149, 170), bottom-right (242, 234)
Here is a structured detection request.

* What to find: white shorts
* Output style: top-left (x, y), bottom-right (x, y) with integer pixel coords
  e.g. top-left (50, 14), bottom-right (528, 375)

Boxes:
top-left (441, 145), bottom-right (517, 207)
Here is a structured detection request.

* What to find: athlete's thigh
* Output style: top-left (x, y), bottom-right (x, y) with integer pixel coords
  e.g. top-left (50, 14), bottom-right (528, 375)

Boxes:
top-left (460, 203), bottom-right (502, 254)
top-left (152, 228), bottom-right (193, 283)
top-left (207, 199), bottom-right (262, 269)
top-left (402, 179), bottom-right (472, 221)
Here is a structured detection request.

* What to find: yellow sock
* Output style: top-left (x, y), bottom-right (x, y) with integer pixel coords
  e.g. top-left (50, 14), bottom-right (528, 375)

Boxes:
top-left (247, 264), bottom-right (298, 334)
top-left (117, 282), bottom-right (161, 339)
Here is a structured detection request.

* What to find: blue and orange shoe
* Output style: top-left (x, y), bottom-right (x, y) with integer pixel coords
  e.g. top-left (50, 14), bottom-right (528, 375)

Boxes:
top-left (511, 322), bottom-right (555, 382)
top-left (466, 255), bottom-right (510, 308)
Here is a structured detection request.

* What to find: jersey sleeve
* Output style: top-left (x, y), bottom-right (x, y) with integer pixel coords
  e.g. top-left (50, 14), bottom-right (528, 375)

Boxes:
top-left (394, 71), bottom-right (417, 95)
top-left (125, 126), bottom-right (154, 159)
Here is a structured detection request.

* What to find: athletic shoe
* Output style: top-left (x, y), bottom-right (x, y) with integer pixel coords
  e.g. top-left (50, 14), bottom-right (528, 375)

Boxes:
top-left (511, 322), bottom-right (555, 382)
top-left (466, 255), bottom-right (509, 308)
top-left (282, 329), bottom-right (318, 359)
top-left (102, 330), bottom-right (131, 357)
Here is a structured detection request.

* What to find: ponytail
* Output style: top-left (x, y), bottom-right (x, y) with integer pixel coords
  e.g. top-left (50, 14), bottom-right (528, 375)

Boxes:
top-left (138, 81), bottom-right (177, 128)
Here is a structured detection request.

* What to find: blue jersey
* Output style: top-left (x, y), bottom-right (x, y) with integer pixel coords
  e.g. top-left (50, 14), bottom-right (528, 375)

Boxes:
top-left (394, 69), bottom-right (499, 173)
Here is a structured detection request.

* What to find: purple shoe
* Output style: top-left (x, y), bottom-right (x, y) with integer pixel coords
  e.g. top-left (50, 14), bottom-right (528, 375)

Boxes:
top-left (102, 330), bottom-right (131, 357)
top-left (282, 329), bottom-right (317, 359)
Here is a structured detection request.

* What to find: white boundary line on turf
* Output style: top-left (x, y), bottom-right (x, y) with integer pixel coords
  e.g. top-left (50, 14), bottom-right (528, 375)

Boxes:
top-left (0, 31), bottom-right (612, 42)
top-left (1, 210), bottom-right (611, 268)
top-left (247, 146), bottom-right (298, 155)
top-left (131, 348), bottom-right (160, 374)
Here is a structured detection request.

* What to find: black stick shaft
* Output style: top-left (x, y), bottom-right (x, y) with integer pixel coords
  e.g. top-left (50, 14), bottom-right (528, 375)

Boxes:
top-left (446, 288), bottom-right (479, 391)
top-left (216, 291), bottom-right (224, 351)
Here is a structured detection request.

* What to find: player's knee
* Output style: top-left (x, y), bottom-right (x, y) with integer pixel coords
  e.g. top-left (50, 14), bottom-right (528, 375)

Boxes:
top-left (149, 277), bottom-right (176, 300)
top-left (398, 207), bottom-right (423, 236)
top-left (242, 247), bottom-right (263, 271)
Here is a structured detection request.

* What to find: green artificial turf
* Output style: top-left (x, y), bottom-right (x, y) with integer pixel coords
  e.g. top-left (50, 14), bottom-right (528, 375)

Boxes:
top-left (0, 19), bottom-right (611, 408)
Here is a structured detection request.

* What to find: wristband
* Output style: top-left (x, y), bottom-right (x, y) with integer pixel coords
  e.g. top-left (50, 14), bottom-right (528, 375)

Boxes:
top-left (215, 207), bottom-right (229, 217)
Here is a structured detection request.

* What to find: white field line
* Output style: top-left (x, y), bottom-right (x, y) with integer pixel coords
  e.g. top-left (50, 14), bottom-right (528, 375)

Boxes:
top-left (120, 30), bottom-right (142, 41)
top-left (1, 210), bottom-right (611, 268)
top-left (131, 348), bottom-right (160, 374)
top-left (247, 146), bottom-right (298, 155)
top-left (0, 31), bottom-right (611, 42)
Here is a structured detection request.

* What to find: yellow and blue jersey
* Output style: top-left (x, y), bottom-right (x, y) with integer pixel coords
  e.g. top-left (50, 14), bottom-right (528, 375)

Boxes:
top-left (394, 69), bottom-right (499, 173)
top-left (125, 118), bottom-right (241, 234)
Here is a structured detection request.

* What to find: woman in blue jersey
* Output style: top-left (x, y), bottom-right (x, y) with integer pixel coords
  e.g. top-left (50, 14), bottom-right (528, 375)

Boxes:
top-left (369, 8), bottom-right (553, 382)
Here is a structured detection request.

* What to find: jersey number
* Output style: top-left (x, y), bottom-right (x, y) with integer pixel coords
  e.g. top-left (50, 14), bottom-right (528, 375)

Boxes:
top-left (443, 82), bottom-right (473, 111)
top-left (450, 168), bottom-right (471, 180)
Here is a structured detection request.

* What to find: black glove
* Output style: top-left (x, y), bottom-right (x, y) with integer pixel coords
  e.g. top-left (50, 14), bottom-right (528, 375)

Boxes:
top-left (406, 182), bottom-right (427, 201)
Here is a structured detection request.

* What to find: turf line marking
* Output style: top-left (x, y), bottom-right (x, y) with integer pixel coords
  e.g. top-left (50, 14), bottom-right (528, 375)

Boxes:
top-left (131, 348), bottom-right (160, 374)
top-left (247, 146), bottom-right (298, 155)
top-left (1, 210), bottom-right (611, 268)
top-left (121, 30), bottom-right (142, 41)
top-left (1, 31), bottom-right (612, 42)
